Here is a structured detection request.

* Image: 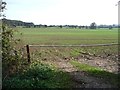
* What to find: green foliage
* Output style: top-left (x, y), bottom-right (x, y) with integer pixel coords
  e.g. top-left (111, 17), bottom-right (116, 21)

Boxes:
top-left (70, 49), bottom-right (80, 57)
top-left (2, 23), bottom-right (24, 79)
top-left (2, 26), bottom-right (16, 57)
top-left (3, 61), bottom-right (72, 88)
top-left (70, 60), bottom-right (103, 71)
top-left (90, 22), bottom-right (97, 29)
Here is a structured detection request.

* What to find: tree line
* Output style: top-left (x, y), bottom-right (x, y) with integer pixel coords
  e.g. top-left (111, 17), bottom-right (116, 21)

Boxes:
top-left (2, 18), bottom-right (119, 29)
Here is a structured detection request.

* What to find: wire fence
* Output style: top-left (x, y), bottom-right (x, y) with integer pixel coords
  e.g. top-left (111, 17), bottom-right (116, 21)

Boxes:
top-left (23, 43), bottom-right (119, 62)
top-left (27, 43), bottom-right (119, 47)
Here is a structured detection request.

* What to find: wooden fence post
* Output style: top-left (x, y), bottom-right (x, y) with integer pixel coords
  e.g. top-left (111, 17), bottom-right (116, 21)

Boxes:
top-left (14, 50), bottom-right (18, 60)
top-left (26, 45), bottom-right (30, 63)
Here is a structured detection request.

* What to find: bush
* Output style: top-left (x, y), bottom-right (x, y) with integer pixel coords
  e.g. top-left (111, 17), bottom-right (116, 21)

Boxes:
top-left (2, 23), bottom-right (25, 79)
top-left (3, 61), bottom-right (71, 88)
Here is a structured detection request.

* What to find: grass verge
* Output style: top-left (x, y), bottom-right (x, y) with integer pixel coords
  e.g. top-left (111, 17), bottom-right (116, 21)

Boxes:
top-left (70, 60), bottom-right (120, 87)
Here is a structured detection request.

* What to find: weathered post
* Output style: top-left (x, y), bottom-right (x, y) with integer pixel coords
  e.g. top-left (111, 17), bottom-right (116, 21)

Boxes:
top-left (26, 45), bottom-right (30, 63)
top-left (14, 50), bottom-right (18, 60)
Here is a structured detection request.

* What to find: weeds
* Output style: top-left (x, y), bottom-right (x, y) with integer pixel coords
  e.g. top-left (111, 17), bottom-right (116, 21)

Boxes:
top-left (3, 61), bottom-right (72, 88)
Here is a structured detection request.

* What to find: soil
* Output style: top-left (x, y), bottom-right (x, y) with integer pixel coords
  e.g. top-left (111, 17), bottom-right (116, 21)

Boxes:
top-left (76, 55), bottom-right (119, 74)
top-left (41, 52), bottom-right (119, 88)
top-left (30, 47), bottom-right (119, 88)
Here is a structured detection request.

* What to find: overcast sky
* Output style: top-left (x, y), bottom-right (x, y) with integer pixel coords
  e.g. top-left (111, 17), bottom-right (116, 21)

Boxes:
top-left (4, 0), bottom-right (119, 25)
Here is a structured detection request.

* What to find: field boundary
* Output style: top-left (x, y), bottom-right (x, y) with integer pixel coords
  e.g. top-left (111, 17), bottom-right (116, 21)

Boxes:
top-left (24, 43), bottom-right (119, 63)
top-left (27, 43), bottom-right (119, 47)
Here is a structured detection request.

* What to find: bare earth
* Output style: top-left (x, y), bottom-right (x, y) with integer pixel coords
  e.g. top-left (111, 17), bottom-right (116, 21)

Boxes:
top-left (41, 52), bottom-right (118, 88)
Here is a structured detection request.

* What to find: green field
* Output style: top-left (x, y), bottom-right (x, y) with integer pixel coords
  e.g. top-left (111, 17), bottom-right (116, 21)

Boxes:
top-left (15, 27), bottom-right (118, 45)
top-left (4, 27), bottom-right (119, 88)
top-left (14, 27), bottom-right (118, 60)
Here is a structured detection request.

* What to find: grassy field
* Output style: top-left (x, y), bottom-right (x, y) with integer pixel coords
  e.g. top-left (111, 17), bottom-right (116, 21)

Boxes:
top-left (15, 27), bottom-right (118, 45)
top-left (15, 27), bottom-right (118, 74)
top-left (4, 27), bottom-right (119, 88)
top-left (14, 27), bottom-right (118, 59)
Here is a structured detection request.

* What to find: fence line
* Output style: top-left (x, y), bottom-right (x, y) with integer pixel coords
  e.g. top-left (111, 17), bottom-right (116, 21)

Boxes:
top-left (25, 43), bottom-right (119, 62)
top-left (26, 43), bottom-right (119, 47)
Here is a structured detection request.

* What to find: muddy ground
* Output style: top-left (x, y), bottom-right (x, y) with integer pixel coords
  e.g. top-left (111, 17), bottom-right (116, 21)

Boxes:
top-left (38, 52), bottom-right (119, 88)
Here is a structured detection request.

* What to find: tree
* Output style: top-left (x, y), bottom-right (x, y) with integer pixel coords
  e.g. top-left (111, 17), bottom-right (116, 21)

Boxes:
top-left (59, 25), bottom-right (62, 28)
top-left (109, 25), bottom-right (113, 29)
top-left (90, 22), bottom-right (97, 29)
top-left (0, 1), bottom-right (7, 17)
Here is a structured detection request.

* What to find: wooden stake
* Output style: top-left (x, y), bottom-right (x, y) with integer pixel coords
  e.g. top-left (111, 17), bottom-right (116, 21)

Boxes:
top-left (26, 45), bottom-right (30, 63)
